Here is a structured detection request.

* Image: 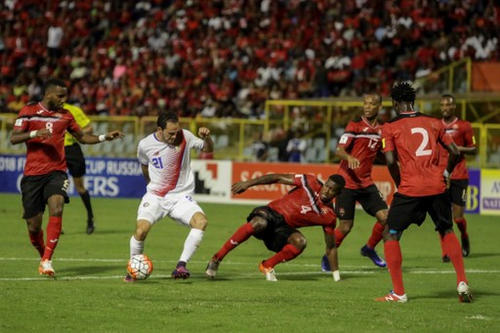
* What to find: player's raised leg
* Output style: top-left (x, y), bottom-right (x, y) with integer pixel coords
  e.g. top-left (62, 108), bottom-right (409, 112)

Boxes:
top-left (26, 213), bottom-right (45, 258)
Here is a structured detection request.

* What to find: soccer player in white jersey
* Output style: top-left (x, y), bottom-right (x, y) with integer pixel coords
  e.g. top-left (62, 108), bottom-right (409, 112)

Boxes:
top-left (125, 112), bottom-right (214, 281)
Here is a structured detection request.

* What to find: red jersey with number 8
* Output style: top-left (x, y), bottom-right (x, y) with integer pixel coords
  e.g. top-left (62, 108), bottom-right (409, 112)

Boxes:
top-left (381, 112), bottom-right (453, 197)
top-left (13, 103), bottom-right (81, 176)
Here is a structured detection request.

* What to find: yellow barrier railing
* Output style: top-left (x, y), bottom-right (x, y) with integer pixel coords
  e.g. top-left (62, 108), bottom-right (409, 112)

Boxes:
top-left (415, 57), bottom-right (472, 94)
top-left (1, 96), bottom-right (499, 166)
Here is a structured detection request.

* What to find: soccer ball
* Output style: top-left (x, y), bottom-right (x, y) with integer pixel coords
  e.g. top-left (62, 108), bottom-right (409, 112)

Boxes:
top-left (127, 254), bottom-right (154, 280)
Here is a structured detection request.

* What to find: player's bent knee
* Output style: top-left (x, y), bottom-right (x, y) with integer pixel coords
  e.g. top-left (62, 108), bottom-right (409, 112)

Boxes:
top-left (189, 212), bottom-right (208, 230)
top-left (250, 217), bottom-right (267, 232)
top-left (339, 220), bottom-right (353, 234)
top-left (289, 234), bottom-right (307, 250)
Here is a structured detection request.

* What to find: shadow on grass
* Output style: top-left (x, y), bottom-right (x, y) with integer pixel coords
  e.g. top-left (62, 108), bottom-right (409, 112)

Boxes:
top-left (409, 289), bottom-right (499, 301)
top-left (57, 264), bottom-right (122, 276)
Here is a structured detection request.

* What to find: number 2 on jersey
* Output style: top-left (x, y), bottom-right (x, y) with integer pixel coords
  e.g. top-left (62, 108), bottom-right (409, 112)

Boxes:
top-left (411, 127), bottom-right (432, 156)
top-left (152, 157), bottom-right (163, 169)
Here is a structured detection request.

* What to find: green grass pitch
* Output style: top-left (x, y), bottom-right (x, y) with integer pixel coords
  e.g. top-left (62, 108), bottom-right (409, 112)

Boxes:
top-left (1, 193), bottom-right (499, 332)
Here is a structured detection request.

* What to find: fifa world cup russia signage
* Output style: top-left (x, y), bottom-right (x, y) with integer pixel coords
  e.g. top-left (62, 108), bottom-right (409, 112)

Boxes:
top-left (231, 162), bottom-right (396, 204)
top-left (0, 155), bottom-right (491, 214)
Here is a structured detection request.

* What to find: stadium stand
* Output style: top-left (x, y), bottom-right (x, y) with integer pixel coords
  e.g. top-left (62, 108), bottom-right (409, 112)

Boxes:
top-left (0, 0), bottom-right (498, 118)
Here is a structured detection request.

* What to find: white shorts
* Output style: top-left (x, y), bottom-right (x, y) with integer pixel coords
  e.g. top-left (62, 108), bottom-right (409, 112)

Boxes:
top-left (137, 192), bottom-right (204, 226)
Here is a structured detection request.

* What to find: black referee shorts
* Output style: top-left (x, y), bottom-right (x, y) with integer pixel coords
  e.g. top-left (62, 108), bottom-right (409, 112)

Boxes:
top-left (65, 143), bottom-right (86, 178)
top-left (20, 171), bottom-right (70, 219)
top-left (449, 179), bottom-right (468, 207)
top-left (335, 185), bottom-right (388, 220)
top-left (386, 192), bottom-right (453, 234)
top-left (247, 206), bottom-right (296, 252)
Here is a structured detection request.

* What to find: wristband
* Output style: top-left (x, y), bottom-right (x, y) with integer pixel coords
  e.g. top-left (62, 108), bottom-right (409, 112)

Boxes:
top-left (29, 130), bottom-right (37, 138)
top-left (443, 169), bottom-right (450, 178)
top-left (98, 134), bottom-right (106, 142)
top-left (332, 270), bottom-right (340, 282)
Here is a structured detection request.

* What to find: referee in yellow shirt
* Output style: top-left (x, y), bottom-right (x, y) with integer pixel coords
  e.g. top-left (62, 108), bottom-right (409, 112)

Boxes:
top-left (64, 103), bottom-right (95, 234)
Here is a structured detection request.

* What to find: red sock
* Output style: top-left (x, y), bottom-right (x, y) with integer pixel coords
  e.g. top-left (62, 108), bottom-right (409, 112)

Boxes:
top-left (454, 218), bottom-right (468, 238)
top-left (384, 240), bottom-right (405, 295)
top-left (214, 223), bottom-right (255, 261)
top-left (438, 233), bottom-right (446, 257)
top-left (366, 222), bottom-right (384, 249)
top-left (442, 232), bottom-right (467, 284)
top-left (42, 216), bottom-right (62, 261)
top-left (334, 228), bottom-right (346, 248)
top-left (262, 244), bottom-right (302, 268)
top-left (29, 230), bottom-right (45, 257)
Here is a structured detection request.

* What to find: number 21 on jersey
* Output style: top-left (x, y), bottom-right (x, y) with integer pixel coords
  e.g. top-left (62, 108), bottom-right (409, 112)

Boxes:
top-left (411, 127), bottom-right (432, 156)
top-left (152, 157), bottom-right (163, 168)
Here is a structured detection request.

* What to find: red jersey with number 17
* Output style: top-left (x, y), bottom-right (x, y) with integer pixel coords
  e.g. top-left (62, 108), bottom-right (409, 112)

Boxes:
top-left (268, 174), bottom-right (337, 233)
top-left (13, 103), bottom-right (81, 176)
top-left (382, 112), bottom-right (453, 197)
top-left (438, 118), bottom-right (475, 180)
top-left (336, 117), bottom-right (382, 189)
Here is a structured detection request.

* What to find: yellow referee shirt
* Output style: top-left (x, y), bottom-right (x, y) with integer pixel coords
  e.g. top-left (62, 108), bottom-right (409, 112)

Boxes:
top-left (64, 103), bottom-right (91, 146)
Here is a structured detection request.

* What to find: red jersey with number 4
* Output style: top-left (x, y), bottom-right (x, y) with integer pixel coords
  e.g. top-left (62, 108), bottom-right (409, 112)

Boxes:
top-left (13, 103), bottom-right (81, 176)
top-left (382, 112), bottom-right (453, 197)
top-left (337, 117), bottom-right (382, 189)
top-left (268, 174), bottom-right (337, 233)
top-left (438, 118), bottom-right (475, 180)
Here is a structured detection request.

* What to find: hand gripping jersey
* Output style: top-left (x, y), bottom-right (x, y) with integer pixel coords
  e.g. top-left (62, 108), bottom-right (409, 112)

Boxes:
top-left (437, 117), bottom-right (476, 180)
top-left (137, 130), bottom-right (205, 197)
top-left (382, 112), bottom-right (453, 197)
top-left (337, 117), bottom-right (382, 189)
top-left (13, 103), bottom-right (81, 176)
top-left (268, 174), bottom-right (337, 233)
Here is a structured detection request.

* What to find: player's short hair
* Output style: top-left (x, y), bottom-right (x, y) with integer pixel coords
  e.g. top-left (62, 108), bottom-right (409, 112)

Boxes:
top-left (328, 174), bottom-right (345, 188)
top-left (157, 112), bottom-right (179, 129)
top-left (42, 78), bottom-right (67, 95)
top-left (391, 81), bottom-right (416, 103)
top-left (441, 94), bottom-right (455, 102)
top-left (365, 93), bottom-right (382, 104)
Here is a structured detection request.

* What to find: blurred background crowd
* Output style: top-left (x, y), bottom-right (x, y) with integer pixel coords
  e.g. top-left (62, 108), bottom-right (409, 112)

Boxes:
top-left (1, 0), bottom-right (499, 118)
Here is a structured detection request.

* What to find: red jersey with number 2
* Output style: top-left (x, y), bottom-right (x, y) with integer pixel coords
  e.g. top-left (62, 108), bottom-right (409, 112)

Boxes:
top-left (13, 103), bottom-right (81, 176)
top-left (268, 174), bottom-right (337, 234)
top-left (336, 117), bottom-right (382, 189)
top-left (382, 112), bottom-right (453, 197)
top-left (438, 118), bottom-right (475, 180)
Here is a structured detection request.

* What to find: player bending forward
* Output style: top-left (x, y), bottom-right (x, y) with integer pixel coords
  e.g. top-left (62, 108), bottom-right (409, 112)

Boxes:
top-left (376, 82), bottom-right (471, 303)
top-left (206, 173), bottom-right (345, 282)
top-left (125, 112), bottom-right (214, 281)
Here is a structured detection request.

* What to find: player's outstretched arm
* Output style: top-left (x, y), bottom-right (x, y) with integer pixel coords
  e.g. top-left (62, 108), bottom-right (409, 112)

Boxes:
top-left (10, 128), bottom-right (52, 145)
top-left (198, 127), bottom-right (214, 153)
top-left (324, 231), bottom-right (340, 281)
top-left (74, 130), bottom-right (124, 144)
top-left (384, 151), bottom-right (400, 187)
top-left (231, 173), bottom-right (294, 194)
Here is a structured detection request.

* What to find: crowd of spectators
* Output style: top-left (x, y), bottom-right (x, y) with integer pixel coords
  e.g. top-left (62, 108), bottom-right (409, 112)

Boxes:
top-left (1, 0), bottom-right (499, 118)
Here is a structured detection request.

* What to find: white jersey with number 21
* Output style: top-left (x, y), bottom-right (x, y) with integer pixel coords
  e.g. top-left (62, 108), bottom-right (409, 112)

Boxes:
top-left (137, 129), bottom-right (204, 197)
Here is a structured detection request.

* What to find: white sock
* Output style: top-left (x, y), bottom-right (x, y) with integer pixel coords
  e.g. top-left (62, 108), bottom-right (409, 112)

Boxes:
top-left (179, 228), bottom-right (204, 263)
top-left (130, 235), bottom-right (144, 258)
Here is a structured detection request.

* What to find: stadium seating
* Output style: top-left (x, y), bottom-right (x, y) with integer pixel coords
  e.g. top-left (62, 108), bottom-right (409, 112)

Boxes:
top-left (1, 0), bottom-right (498, 119)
